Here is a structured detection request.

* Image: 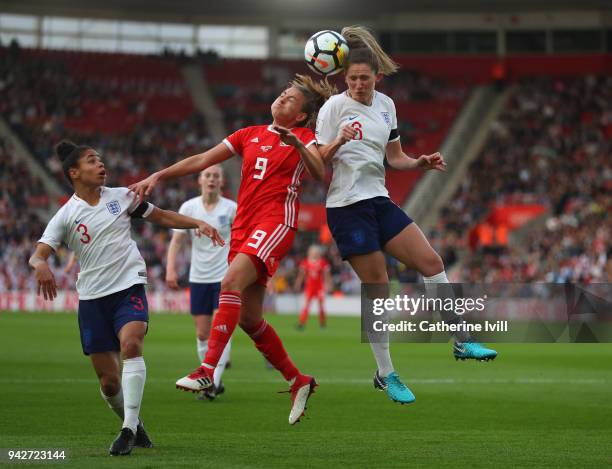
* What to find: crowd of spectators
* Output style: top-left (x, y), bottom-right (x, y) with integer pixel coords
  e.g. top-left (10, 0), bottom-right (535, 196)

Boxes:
top-left (0, 45), bottom-right (217, 292)
top-left (3, 42), bottom-right (608, 296)
top-left (0, 136), bottom-right (76, 292)
top-left (434, 75), bottom-right (611, 283)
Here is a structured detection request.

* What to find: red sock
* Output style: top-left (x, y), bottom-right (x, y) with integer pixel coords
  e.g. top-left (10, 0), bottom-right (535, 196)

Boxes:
top-left (299, 295), bottom-right (312, 325)
top-left (203, 291), bottom-right (241, 368)
top-left (298, 304), bottom-right (309, 325)
top-left (319, 301), bottom-right (326, 326)
top-left (245, 319), bottom-right (300, 382)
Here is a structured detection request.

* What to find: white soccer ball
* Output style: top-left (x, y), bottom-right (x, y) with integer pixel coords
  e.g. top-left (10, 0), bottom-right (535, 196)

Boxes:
top-left (304, 30), bottom-right (349, 76)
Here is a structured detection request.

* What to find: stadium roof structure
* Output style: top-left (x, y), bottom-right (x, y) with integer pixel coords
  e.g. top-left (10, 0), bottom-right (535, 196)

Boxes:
top-left (1, 0), bottom-right (610, 26)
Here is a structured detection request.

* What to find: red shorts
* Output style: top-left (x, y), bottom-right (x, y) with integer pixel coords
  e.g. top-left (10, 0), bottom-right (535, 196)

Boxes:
top-left (305, 286), bottom-right (324, 299)
top-left (229, 222), bottom-right (296, 285)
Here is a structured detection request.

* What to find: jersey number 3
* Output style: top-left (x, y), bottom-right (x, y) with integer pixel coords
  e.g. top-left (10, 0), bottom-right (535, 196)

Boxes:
top-left (76, 223), bottom-right (91, 244)
top-left (253, 157), bottom-right (268, 180)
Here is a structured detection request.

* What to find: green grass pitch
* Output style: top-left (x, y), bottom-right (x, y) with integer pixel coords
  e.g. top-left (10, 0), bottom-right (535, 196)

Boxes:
top-left (1, 312), bottom-right (611, 468)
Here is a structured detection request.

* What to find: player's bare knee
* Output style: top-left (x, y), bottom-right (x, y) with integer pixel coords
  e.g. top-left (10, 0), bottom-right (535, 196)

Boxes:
top-left (221, 276), bottom-right (240, 292)
top-left (420, 252), bottom-right (444, 277)
top-left (120, 338), bottom-right (143, 359)
top-left (100, 375), bottom-right (120, 396)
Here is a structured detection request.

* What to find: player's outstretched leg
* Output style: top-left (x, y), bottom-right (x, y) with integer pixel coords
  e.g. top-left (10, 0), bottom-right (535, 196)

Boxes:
top-left (110, 320), bottom-right (148, 456)
top-left (243, 317), bottom-right (317, 424)
top-left (201, 339), bottom-right (231, 400)
top-left (421, 271), bottom-right (498, 363)
top-left (100, 387), bottom-right (153, 449)
top-left (288, 374), bottom-right (318, 425)
top-left (453, 341), bottom-right (498, 361)
top-left (176, 291), bottom-right (241, 393)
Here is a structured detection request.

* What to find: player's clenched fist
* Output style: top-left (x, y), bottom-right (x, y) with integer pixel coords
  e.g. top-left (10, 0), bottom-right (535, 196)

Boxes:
top-left (337, 124), bottom-right (358, 144)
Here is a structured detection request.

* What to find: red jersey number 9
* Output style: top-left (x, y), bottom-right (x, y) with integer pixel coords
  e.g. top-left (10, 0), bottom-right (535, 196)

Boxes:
top-left (253, 157), bottom-right (268, 180)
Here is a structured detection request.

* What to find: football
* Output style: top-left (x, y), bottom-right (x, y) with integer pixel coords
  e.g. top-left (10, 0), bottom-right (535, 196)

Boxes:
top-left (304, 30), bottom-right (350, 76)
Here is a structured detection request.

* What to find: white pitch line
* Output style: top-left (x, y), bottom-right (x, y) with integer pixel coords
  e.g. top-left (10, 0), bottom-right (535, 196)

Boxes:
top-left (0, 377), bottom-right (607, 385)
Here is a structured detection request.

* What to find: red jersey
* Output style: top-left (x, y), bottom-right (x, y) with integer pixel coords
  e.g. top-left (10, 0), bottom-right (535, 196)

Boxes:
top-left (301, 258), bottom-right (330, 291)
top-left (223, 125), bottom-right (316, 230)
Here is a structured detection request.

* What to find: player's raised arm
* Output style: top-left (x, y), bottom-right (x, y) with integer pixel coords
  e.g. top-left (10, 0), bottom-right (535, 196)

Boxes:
top-left (386, 140), bottom-right (447, 172)
top-left (128, 143), bottom-right (234, 201)
top-left (146, 207), bottom-right (225, 247)
top-left (28, 243), bottom-right (58, 301)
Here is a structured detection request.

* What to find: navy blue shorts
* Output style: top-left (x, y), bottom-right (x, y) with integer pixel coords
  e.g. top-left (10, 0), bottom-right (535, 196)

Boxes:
top-left (189, 282), bottom-right (221, 315)
top-left (78, 284), bottom-right (149, 355)
top-left (326, 196), bottom-right (413, 260)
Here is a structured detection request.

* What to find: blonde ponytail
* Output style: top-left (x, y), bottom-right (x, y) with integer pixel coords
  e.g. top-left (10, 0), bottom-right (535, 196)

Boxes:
top-left (341, 25), bottom-right (399, 75)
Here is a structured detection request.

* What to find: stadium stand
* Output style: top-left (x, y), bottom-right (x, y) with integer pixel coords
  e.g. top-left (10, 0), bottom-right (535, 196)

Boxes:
top-left (436, 75), bottom-right (611, 282)
top-left (2, 41), bottom-right (609, 292)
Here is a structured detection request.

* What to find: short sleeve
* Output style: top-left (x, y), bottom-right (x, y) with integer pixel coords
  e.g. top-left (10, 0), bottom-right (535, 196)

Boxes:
top-left (315, 99), bottom-right (337, 145)
top-left (223, 128), bottom-right (247, 155)
top-left (298, 128), bottom-right (316, 148)
top-left (38, 210), bottom-right (66, 252)
top-left (122, 187), bottom-right (154, 219)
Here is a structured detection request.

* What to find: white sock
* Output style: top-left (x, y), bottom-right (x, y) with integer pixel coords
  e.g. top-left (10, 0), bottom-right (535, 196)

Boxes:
top-left (367, 336), bottom-right (394, 378)
top-left (122, 357), bottom-right (146, 433)
top-left (100, 387), bottom-right (124, 420)
top-left (423, 271), bottom-right (449, 283)
top-left (423, 270), bottom-right (471, 342)
top-left (197, 338), bottom-right (208, 363)
top-left (213, 339), bottom-right (231, 388)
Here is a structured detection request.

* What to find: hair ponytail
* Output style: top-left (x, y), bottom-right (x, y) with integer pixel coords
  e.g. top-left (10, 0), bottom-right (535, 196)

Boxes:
top-left (341, 25), bottom-right (399, 75)
top-left (290, 74), bottom-right (337, 127)
top-left (54, 139), bottom-right (90, 185)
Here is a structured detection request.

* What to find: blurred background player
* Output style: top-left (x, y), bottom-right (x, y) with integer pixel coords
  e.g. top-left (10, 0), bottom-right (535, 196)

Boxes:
top-left (166, 164), bottom-right (237, 400)
top-left (29, 140), bottom-right (223, 456)
top-left (317, 26), bottom-right (497, 405)
top-left (294, 245), bottom-right (332, 330)
top-left (130, 74), bottom-right (335, 424)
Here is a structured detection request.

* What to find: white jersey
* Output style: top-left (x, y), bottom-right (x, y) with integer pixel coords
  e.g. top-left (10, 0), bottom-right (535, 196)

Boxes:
top-left (39, 187), bottom-right (154, 300)
top-left (316, 90), bottom-right (399, 208)
top-left (174, 196), bottom-right (236, 283)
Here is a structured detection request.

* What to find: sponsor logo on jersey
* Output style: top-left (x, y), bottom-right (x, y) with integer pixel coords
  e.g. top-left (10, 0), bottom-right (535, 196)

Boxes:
top-left (218, 215), bottom-right (228, 226)
top-left (106, 200), bottom-right (121, 215)
top-left (260, 145), bottom-right (273, 152)
top-left (348, 114), bottom-right (359, 121)
top-left (280, 142), bottom-right (290, 147)
top-left (250, 137), bottom-right (259, 143)
top-left (381, 112), bottom-right (391, 127)
top-left (138, 271), bottom-right (147, 277)
top-left (269, 257), bottom-right (275, 267)
top-left (74, 218), bottom-right (82, 224)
